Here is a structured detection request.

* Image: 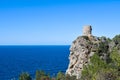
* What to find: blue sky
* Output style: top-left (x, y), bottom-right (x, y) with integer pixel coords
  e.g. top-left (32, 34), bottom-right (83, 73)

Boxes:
top-left (0, 0), bottom-right (120, 45)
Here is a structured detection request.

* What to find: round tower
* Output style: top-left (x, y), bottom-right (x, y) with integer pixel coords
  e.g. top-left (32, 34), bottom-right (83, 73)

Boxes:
top-left (83, 25), bottom-right (92, 36)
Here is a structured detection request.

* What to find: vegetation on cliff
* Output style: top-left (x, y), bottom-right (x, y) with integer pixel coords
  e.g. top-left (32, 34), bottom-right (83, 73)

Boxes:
top-left (81, 35), bottom-right (120, 80)
top-left (81, 52), bottom-right (120, 80)
top-left (19, 70), bottom-right (77, 80)
top-left (19, 35), bottom-right (120, 80)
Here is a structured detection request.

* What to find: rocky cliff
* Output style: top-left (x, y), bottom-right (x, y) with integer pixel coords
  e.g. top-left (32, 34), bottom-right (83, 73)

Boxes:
top-left (66, 25), bottom-right (113, 79)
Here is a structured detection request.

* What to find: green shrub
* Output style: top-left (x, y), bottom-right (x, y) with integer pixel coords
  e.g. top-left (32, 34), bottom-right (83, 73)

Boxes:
top-left (19, 72), bottom-right (32, 80)
top-left (36, 70), bottom-right (50, 80)
top-left (56, 72), bottom-right (65, 80)
top-left (113, 34), bottom-right (120, 45)
top-left (110, 48), bottom-right (120, 69)
top-left (81, 54), bottom-right (107, 80)
top-left (81, 48), bottom-right (120, 80)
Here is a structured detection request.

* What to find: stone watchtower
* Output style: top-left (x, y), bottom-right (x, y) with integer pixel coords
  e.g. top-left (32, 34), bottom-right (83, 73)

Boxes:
top-left (83, 25), bottom-right (92, 37)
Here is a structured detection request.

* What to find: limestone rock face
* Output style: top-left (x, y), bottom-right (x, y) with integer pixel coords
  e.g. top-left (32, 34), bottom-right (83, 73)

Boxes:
top-left (66, 36), bottom-right (99, 79)
top-left (66, 26), bottom-right (110, 79)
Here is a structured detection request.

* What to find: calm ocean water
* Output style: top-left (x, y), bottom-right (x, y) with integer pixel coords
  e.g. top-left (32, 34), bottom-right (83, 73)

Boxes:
top-left (0, 45), bottom-right (70, 80)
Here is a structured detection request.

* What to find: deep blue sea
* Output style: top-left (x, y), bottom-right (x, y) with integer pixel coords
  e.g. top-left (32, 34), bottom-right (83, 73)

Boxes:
top-left (0, 45), bottom-right (70, 80)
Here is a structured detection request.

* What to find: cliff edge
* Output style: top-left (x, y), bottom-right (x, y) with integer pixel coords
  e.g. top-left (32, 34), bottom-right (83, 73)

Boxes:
top-left (66, 25), bottom-right (116, 79)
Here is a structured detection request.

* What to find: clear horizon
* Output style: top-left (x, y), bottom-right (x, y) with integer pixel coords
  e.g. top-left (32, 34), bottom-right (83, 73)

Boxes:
top-left (0, 0), bottom-right (120, 45)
